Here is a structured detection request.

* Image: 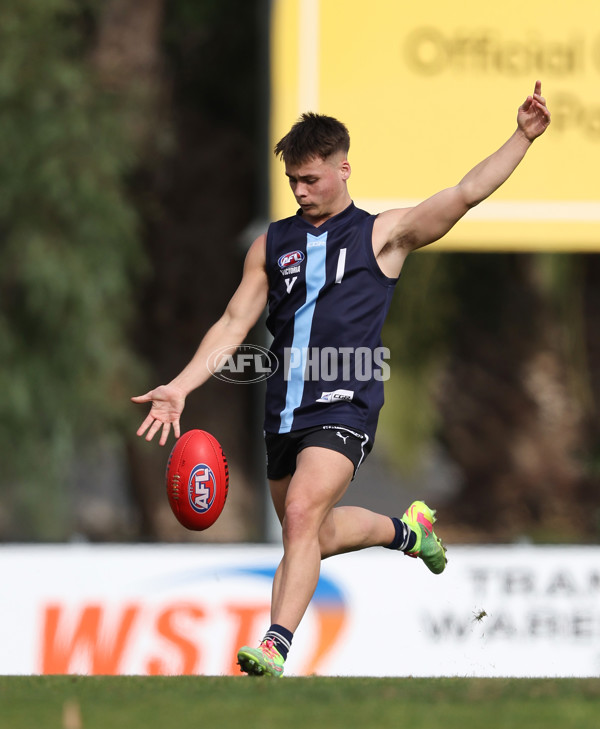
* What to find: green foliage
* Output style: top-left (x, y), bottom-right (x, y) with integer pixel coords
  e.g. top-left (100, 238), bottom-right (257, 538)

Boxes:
top-left (380, 251), bottom-right (455, 468)
top-left (532, 254), bottom-right (592, 407)
top-left (163, 0), bottom-right (262, 130)
top-left (380, 250), bottom-right (591, 474)
top-left (0, 0), bottom-right (144, 538)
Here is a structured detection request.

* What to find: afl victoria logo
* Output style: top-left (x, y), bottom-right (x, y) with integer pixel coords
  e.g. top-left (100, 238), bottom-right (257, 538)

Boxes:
top-left (189, 464), bottom-right (216, 513)
top-left (278, 250), bottom-right (305, 268)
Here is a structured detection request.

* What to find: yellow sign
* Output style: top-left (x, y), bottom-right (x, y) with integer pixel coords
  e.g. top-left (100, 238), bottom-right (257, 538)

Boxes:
top-left (270, 0), bottom-right (600, 250)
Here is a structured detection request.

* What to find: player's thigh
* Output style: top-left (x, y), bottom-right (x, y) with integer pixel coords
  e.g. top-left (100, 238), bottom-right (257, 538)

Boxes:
top-left (285, 446), bottom-right (354, 519)
top-left (269, 474), bottom-right (292, 525)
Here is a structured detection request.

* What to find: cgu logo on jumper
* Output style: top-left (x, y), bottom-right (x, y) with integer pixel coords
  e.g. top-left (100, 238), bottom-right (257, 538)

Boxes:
top-left (189, 464), bottom-right (215, 513)
top-left (38, 566), bottom-right (347, 677)
top-left (278, 250), bottom-right (305, 269)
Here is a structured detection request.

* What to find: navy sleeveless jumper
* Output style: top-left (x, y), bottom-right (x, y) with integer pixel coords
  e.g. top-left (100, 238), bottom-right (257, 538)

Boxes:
top-left (263, 203), bottom-right (399, 443)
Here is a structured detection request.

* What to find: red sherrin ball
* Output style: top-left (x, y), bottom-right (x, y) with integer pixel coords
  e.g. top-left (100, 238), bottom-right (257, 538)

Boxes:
top-left (166, 429), bottom-right (229, 531)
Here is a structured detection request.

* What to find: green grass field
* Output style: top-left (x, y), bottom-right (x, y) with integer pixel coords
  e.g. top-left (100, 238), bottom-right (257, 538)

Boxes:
top-left (1, 676), bottom-right (600, 729)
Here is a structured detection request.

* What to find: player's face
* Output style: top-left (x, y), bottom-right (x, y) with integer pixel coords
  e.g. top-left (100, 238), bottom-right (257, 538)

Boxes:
top-left (284, 153), bottom-right (350, 225)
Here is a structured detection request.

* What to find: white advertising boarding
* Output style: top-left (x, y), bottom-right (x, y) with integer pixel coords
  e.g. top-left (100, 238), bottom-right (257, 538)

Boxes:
top-left (0, 545), bottom-right (598, 677)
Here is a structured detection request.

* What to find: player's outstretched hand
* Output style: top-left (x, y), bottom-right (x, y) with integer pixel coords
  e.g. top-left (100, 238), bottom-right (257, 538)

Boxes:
top-left (518, 80), bottom-right (551, 141)
top-left (131, 384), bottom-right (186, 446)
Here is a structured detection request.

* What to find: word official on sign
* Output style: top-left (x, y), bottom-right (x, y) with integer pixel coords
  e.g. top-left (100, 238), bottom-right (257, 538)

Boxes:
top-left (269, 0), bottom-right (600, 251)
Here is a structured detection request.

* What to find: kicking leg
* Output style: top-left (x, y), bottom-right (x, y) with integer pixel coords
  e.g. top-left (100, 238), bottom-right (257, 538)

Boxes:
top-left (238, 448), bottom-right (446, 676)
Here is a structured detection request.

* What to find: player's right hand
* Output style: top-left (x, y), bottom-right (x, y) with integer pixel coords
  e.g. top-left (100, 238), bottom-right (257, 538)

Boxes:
top-left (131, 384), bottom-right (186, 446)
top-left (517, 80), bottom-right (551, 141)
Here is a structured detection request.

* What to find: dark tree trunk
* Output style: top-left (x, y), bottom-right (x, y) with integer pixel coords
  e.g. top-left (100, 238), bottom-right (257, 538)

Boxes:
top-left (91, 0), bottom-right (264, 541)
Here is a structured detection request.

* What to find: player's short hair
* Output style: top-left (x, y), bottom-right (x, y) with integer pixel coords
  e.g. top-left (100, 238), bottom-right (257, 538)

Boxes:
top-left (274, 112), bottom-right (350, 166)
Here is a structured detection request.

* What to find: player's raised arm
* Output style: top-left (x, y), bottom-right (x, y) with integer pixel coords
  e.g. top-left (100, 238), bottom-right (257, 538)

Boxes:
top-left (131, 234), bottom-right (269, 445)
top-left (375, 81), bottom-right (551, 271)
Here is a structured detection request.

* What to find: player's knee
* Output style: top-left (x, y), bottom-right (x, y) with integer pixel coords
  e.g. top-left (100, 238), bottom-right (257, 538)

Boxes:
top-left (282, 499), bottom-right (321, 545)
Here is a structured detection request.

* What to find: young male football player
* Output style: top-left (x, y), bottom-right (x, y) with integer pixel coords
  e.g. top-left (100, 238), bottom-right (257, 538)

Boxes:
top-left (133, 81), bottom-right (550, 677)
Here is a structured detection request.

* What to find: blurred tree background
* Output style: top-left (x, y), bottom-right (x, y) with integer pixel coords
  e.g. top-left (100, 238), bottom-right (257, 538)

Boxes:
top-left (0, 0), bottom-right (265, 541)
top-left (380, 252), bottom-right (600, 543)
top-left (0, 0), bottom-right (599, 544)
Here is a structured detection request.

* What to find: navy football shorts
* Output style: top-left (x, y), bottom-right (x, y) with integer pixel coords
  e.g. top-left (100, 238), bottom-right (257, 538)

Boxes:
top-left (264, 424), bottom-right (373, 481)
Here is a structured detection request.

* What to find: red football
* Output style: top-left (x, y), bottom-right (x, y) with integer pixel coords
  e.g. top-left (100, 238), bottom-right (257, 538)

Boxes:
top-left (166, 429), bottom-right (229, 531)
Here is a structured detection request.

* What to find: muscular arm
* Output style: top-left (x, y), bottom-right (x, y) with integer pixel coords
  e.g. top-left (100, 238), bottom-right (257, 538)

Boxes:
top-left (132, 234), bottom-right (269, 444)
top-left (169, 235), bottom-right (268, 395)
top-left (375, 81), bottom-right (551, 277)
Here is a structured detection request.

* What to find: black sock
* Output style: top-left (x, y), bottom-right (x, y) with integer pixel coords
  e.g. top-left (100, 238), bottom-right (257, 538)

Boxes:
top-left (385, 516), bottom-right (417, 552)
top-left (264, 624), bottom-right (293, 661)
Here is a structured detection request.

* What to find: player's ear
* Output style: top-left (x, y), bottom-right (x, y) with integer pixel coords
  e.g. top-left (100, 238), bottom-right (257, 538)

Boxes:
top-left (340, 159), bottom-right (351, 181)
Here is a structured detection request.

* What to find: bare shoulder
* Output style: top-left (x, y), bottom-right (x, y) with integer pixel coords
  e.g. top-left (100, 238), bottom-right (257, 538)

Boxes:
top-left (248, 232), bottom-right (267, 256)
top-left (372, 208), bottom-right (415, 278)
top-left (224, 233), bottom-right (269, 325)
top-left (372, 209), bottom-right (412, 252)
top-left (244, 233), bottom-right (267, 270)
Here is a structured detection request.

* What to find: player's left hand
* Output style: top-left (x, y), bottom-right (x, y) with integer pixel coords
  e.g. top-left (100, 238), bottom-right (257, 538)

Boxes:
top-left (518, 80), bottom-right (551, 141)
